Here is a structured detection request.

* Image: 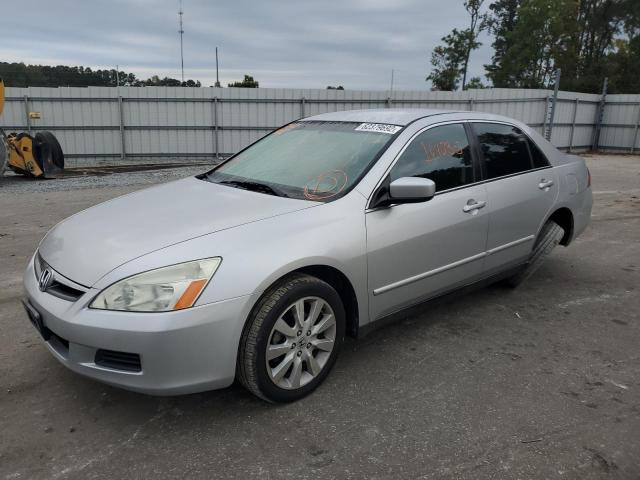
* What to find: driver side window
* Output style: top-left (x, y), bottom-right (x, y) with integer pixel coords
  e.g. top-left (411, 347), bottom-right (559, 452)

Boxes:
top-left (390, 123), bottom-right (474, 192)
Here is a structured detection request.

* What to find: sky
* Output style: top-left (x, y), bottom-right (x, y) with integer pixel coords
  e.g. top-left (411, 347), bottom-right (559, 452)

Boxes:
top-left (1, 0), bottom-right (494, 91)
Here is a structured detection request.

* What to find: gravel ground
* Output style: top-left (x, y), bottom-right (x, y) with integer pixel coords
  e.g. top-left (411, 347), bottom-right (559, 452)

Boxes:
top-left (0, 163), bottom-right (210, 194)
top-left (0, 154), bottom-right (639, 479)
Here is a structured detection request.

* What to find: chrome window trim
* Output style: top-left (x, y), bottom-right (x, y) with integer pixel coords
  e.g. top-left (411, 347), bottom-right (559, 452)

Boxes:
top-left (472, 165), bottom-right (552, 186)
top-left (366, 119), bottom-right (553, 211)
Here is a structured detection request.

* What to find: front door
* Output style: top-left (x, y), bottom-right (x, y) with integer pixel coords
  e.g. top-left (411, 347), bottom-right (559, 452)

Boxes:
top-left (366, 122), bottom-right (489, 321)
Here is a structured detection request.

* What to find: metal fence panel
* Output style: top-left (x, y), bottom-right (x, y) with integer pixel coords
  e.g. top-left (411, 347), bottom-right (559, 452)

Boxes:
top-left (1, 85), bottom-right (639, 166)
top-left (599, 93), bottom-right (640, 151)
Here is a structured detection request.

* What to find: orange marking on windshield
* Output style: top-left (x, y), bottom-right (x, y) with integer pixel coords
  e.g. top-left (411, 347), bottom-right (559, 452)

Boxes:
top-left (303, 170), bottom-right (348, 201)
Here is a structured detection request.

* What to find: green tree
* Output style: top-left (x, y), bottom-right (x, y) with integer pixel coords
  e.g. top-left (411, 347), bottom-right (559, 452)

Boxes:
top-left (427, 29), bottom-right (467, 90)
top-left (466, 76), bottom-right (486, 88)
top-left (228, 75), bottom-right (259, 88)
top-left (485, 0), bottom-right (523, 86)
top-left (461, 0), bottom-right (490, 89)
top-left (604, 0), bottom-right (640, 93)
top-left (606, 37), bottom-right (640, 93)
top-left (563, 0), bottom-right (629, 92)
top-left (484, 0), bottom-right (638, 92)
top-left (489, 0), bottom-right (576, 88)
top-left (0, 62), bottom-right (201, 88)
top-left (427, 0), bottom-right (489, 90)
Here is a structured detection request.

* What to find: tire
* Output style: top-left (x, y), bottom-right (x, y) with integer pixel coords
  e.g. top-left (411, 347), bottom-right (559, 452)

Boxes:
top-left (237, 273), bottom-right (345, 403)
top-left (34, 131), bottom-right (64, 176)
top-left (504, 220), bottom-right (565, 288)
top-left (0, 136), bottom-right (7, 178)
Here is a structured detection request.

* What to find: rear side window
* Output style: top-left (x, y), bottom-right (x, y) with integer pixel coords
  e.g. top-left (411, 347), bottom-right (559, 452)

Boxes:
top-left (389, 123), bottom-right (474, 192)
top-left (473, 123), bottom-right (533, 179)
top-left (528, 138), bottom-right (551, 168)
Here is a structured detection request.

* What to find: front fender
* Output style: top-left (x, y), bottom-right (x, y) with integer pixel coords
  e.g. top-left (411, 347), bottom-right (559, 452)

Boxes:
top-left (92, 192), bottom-right (370, 326)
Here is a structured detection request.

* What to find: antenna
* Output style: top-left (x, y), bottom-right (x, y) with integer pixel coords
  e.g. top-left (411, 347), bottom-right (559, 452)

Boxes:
top-left (178, 0), bottom-right (185, 83)
top-left (215, 47), bottom-right (221, 87)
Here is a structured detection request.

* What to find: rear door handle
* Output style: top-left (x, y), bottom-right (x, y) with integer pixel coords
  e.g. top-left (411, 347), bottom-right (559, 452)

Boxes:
top-left (538, 179), bottom-right (554, 190)
top-left (463, 199), bottom-right (486, 213)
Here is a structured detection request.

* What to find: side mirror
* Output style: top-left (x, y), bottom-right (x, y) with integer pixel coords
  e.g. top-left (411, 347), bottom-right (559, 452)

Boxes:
top-left (389, 177), bottom-right (436, 203)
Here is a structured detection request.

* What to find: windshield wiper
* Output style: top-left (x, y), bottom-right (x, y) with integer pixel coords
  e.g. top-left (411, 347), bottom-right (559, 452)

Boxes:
top-left (218, 180), bottom-right (289, 198)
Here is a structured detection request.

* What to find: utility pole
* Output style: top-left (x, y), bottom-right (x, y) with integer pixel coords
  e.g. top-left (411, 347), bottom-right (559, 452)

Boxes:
top-left (215, 47), bottom-right (221, 87)
top-left (389, 69), bottom-right (394, 96)
top-left (178, 0), bottom-right (185, 83)
top-left (545, 68), bottom-right (561, 141)
top-left (592, 77), bottom-right (608, 151)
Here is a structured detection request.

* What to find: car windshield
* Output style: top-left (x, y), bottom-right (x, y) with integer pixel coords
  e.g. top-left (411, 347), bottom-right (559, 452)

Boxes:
top-left (205, 121), bottom-right (400, 201)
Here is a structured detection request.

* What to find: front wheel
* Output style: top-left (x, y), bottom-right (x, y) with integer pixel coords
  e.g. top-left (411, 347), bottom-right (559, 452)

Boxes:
top-left (237, 274), bottom-right (345, 402)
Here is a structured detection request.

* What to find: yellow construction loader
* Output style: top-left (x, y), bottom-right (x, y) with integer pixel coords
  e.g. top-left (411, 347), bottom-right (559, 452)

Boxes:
top-left (0, 78), bottom-right (64, 178)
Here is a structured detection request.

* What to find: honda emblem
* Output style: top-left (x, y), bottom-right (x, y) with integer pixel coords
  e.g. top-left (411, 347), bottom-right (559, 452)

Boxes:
top-left (38, 268), bottom-right (53, 292)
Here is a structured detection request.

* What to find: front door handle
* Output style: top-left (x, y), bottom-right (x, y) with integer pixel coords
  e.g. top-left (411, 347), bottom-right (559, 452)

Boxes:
top-left (463, 199), bottom-right (486, 213)
top-left (538, 179), bottom-right (554, 190)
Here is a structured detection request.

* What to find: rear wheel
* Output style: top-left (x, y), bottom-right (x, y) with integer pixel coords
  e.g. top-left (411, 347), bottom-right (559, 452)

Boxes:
top-left (237, 274), bottom-right (345, 402)
top-left (505, 220), bottom-right (565, 288)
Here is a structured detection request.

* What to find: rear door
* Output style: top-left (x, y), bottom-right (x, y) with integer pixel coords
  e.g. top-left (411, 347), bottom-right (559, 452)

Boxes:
top-left (366, 122), bottom-right (489, 320)
top-left (470, 122), bottom-right (558, 274)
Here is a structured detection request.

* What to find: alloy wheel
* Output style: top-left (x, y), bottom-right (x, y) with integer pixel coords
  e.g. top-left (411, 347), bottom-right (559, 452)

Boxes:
top-left (265, 296), bottom-right (337, 390)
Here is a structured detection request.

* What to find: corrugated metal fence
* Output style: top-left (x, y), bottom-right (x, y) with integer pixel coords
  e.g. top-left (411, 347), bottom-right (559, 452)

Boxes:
top-left (1, 86), bottom-right (639, 167)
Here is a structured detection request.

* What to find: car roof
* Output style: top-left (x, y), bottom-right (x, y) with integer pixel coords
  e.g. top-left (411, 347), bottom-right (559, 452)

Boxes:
top-left (301, 108), bottom-right (468, 126)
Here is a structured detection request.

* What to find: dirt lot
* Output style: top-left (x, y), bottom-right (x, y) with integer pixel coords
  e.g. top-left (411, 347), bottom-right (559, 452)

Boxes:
top-left (0, 155), bottom-right (639, 479)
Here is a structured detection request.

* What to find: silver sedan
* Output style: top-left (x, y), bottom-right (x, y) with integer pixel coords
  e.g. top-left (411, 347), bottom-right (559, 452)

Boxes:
top-left (23, 109), bottom-right (592, 402)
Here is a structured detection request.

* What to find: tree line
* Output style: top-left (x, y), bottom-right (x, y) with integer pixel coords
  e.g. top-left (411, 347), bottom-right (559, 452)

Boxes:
top-left (0, 62), bottom-right (203, 87)
top-left (0, 63), bottom-right (264, 88)
top-left (428, 0), bottom-right (639, 93)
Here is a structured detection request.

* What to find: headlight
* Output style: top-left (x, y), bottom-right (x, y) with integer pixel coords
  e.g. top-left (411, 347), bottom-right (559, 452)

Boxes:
top-left (90, 258), bottom-right (221, 312)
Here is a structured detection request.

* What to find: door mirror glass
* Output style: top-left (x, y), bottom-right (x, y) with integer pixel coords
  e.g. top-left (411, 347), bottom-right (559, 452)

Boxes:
top-left (389, 177), bottom-right (436, 203)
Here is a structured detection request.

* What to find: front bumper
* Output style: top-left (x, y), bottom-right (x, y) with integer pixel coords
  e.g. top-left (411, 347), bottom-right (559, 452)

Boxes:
top-left (23, 255), bottom-right (257, 395)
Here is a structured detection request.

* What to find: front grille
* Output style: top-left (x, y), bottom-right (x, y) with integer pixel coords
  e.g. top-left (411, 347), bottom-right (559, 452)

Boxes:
top-left (95, 349), bottom-right (142, 373)
top-left (34, 253), bottom-right (86, 301)
top-left (46, 281), bottom-right (84, 302)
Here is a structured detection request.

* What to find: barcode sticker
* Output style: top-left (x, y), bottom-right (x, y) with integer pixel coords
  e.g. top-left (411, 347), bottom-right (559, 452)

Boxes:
top-left (354, 123), bottom-right (402, 134)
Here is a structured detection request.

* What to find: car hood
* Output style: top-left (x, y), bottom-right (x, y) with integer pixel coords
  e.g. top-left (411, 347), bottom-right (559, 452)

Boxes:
top-left (38, 177), bottom-right (315, 286)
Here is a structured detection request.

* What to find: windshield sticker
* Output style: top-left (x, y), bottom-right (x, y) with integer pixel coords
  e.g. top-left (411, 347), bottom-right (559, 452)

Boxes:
top-left (421, 141), bottom-right (464, 163)
top-left (303, 170), bottom-right (348, 201)
top-left (354, 123), bottom-right (402, 135)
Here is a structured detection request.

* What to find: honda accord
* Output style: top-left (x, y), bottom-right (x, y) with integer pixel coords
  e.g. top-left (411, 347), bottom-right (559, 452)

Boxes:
top-left (23, 109), bottom-right (592, 402)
